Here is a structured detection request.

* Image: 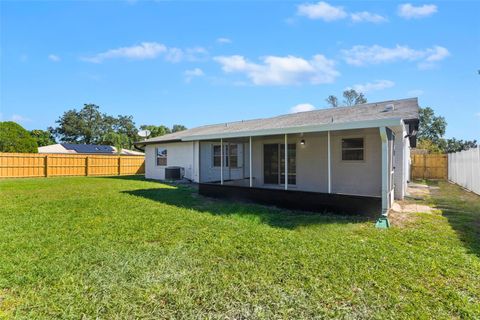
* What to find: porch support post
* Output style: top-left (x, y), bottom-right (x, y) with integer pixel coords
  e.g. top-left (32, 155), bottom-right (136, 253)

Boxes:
top-left (284, 134), bottom-right (288, 190)
top-left (220, 138), bottom-right (224, 185)
top-left (327, 131), bottom-right (331, 193)
top-left (249, 136), bottom-right (252, 187)
top-left (376, 126), bottom-right (390, 228)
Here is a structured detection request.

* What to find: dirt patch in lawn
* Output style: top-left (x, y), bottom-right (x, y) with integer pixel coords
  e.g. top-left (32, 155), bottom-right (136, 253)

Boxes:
top-left (389, 182), bottom-right (439, 227)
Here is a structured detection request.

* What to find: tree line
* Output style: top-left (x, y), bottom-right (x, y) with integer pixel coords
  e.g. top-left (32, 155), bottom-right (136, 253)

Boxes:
top-left (0, 104), bottom-right (187, 153)
top-left (0, 96), bottom-right (476, 154)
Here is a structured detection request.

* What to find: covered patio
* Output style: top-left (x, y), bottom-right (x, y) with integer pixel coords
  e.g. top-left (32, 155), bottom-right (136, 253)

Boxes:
top-left (191, 125), bottom-right (396, 221)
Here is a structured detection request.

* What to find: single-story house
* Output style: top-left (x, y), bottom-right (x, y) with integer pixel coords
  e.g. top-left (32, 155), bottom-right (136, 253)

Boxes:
top-left (135, 98), bottom-right (419, 227)
top-left (38, 143), bottom-right (144, 156)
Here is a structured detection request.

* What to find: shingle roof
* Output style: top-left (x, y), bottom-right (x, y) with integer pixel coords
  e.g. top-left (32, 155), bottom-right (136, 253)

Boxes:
top-left (139, 98), bottom-right (419, 144)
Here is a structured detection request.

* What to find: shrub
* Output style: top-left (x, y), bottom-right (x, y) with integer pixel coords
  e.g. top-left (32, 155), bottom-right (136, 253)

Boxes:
top-left (0, 121), bottom-right (38, 153)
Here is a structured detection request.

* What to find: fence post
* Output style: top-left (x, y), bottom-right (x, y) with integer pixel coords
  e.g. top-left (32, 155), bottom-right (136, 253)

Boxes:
top-left (118, 156), bottom-right (121, 175)
top-left (86, 156), bottom-right (90, 176)
top-left (444, 154), bottom-right (448, 180)
top-left (45, 155), bottom-right (49, 177)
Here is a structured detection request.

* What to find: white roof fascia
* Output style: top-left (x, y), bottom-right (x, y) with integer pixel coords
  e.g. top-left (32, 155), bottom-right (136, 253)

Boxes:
top-left (181, 118), bottom-right (403, 141)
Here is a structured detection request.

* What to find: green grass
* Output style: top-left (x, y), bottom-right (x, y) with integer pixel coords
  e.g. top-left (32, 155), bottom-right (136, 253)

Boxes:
top-left (0, 176), bottom-right (479, 319)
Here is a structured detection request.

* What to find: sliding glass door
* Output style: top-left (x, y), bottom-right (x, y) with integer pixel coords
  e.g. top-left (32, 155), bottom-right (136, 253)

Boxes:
top-left (263, 144), bottom-right (296, 185)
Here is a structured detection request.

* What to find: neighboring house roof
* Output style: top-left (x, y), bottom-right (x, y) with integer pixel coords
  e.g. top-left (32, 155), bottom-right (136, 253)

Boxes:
top-left (62, 143), bottom-right (115, 154)
top-left (137, 98), bottom-right (419, 145)
top-left (38, 143), bottom-right (144, 155)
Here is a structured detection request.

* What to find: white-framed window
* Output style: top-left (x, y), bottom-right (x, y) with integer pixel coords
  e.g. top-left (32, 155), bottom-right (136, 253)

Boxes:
top-left (212, 144), bottom-right (239, 168)
top-left (229, 144), bottom-right (238, 168)
top-left (213, 145), bottom-right (223, 167)
top-left (156, 147), bottom-right (167, 166)
top-left (341, 138), bottom-right (364, 161)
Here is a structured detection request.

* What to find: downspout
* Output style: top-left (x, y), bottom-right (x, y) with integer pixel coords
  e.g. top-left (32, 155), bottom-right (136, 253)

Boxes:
top-left (376, 126), bottom-right (390, 229)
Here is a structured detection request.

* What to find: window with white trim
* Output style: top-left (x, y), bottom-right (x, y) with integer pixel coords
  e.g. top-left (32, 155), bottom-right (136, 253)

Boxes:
top-left (156, 147), bottom-right (167, 166)
top-left (341, 138), bottom-right (364, 161)
top-left (213, 145), bottom-right (222, 167)
top-left (229, 144), bottom-right (238, 168)
top-left (213, 144), bottom-right (239, 167)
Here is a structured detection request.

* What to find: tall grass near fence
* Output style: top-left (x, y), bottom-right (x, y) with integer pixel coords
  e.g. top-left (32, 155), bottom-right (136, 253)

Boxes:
top-left (0, 153), bottom-right (145, 178)
top-left (448, 148), bottom-right (480, 195)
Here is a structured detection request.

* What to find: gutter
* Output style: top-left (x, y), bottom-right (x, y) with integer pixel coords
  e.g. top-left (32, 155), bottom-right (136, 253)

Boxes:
top-left (134, 139), bottom-right (183, 148)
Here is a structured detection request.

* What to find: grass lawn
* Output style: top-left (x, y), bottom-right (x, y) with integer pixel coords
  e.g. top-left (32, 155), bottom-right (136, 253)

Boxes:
top-left (1, 176), bottom-right (479, 319)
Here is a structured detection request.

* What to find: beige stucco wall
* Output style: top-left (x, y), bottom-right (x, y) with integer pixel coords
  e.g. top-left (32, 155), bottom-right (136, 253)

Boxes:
top-left (199, 142), bottom-right (246, 182)
top-left (145, 141), bottom-right (199, 182)
top-left (145, 126), bottom-right (411, 199)
top-left (248, 128), bottom-right (382, 197)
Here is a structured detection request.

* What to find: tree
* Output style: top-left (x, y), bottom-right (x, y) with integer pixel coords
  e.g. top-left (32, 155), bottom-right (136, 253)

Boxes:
top-left (343, 89), bottom-right (367, 106)
top-left (325, 95), bottom-right (338, 108)
top-left (417, 107), bottom-right (475, 153)
top-left (139, 125), bottom-right (171, 138)
top-left (100, 132), bottom-right (130, 154)
top-left (0, 122), bottom-right (38, 153)
top-left (50, 104), bottom-right (103, 144)
top-left (51, 104), bottom-right (138, 149)
top-left (325, 89), bottom-right (367, 108)
top-left (30, 129), bottom-right (55, 147)
top-left (442, 138), bottom-right (477, 153)
top-left (171, 124), bottom-right (187, 133)
top-left (139, 124), bottom-right (187, 137)
top-left (418, 107), bottom-right (447, 144)
top-left (417, 139), bottom-right (444, 154)
top-left (110, 115), bottom-right (138, 149)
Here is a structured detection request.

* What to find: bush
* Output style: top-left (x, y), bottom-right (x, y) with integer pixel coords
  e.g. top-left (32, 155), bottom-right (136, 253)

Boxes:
top-left (0, 121), bottom-right (38, 153)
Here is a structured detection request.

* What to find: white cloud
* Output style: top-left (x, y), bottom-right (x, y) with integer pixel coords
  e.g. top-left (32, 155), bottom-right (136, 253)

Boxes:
top-left (165, 47), bottom-right (183, 63)
top-left (82, 42), bottom-right (167, 63)
top-left (398, 3), bottom-right (437, 19)
top-left (48, 54), bottom-right (60, 62)
top-left (217, 37), bottom-right (232, 44)
top-left (350, 80), bottom-right (395, 93)
top-left (297, 2), bottom-right (386, 23)
top-left (214, 54), bottom-right (339, 86)
top-left (11, 114), bottom-right (31, 123)
top-left (351, 11), bottom-right (388, 23)
top-left (81, 42), bottom-right (208, 63)
top-left (165, 46), bottom-right (208, 63)
top-left (184, 68), bottom-right (204, 83)
top-left (290, 103), bottom-right (316, 113)
top-left (424, 46), bottom-right (450, 62)
top-left (297, 1), bottom-right (348, 21)
top-left (342, 44), bottom-right (450, 68)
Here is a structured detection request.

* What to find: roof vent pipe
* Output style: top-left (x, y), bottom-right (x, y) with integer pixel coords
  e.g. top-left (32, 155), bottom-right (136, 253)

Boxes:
top-left (383, 104), bottom-right (395, 112)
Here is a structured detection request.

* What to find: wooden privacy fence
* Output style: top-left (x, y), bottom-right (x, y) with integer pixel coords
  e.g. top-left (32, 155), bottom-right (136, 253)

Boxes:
top-left (411, 153), bottom-right (448, 180)
top-left (0, 153), bottom-right (145, 178)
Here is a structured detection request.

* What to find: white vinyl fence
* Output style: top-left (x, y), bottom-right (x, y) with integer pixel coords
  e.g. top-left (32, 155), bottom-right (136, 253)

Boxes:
top-left (448, 148), bottom-right (480, 195)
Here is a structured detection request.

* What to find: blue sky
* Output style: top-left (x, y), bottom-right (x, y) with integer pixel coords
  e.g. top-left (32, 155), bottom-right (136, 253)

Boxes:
top-left (1, 1), bottom-right (479, 140)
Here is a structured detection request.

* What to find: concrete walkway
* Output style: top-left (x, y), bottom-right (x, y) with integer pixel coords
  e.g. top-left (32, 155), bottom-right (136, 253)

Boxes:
top-left (391, 182), bottom-right (436, 214)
